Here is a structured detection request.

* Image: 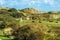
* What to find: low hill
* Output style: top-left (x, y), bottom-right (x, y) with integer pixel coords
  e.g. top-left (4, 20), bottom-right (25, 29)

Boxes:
top-left (20, 8), bottom-right (41, 14)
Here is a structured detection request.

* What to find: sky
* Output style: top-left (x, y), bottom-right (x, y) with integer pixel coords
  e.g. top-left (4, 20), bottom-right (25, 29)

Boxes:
top-left (0, 0), bottom-right (60, 11)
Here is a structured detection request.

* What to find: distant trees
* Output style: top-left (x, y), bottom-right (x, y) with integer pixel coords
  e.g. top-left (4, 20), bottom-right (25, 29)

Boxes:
top-left (0, 8), bottom-right (26, 30)
top-left (48, 12), bottom-right (52, 14)
top-left (0, 14), bottom-right (20, 29)
top-left (8, 8), bottom-right (17, 12)
top-left (10, 12), bottom-right (25, 18)
top-left (7, 8), bottom-right (25, 18)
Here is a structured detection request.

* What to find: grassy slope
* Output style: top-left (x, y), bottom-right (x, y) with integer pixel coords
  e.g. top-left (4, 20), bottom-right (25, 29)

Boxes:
top-left (20, 20), bottom-right (60, 27)
top-left (0, 30), bottom-right (11, 40)
top-left (0, 20), bottom-right (60, 40)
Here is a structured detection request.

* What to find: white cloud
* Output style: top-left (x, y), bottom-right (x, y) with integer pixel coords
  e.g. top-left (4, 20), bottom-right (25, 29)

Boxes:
top-left (44, 0), bottom-right (60, 7)
top-left (44, 0), bottom-right (55, 5)
top-left (27, 0), bottom-right (41, 7)
top-left (28, 1), bottom-right (36, 6)
top-left (1, 0), bottom-right (60, 9)
top-left (11, 1), bottom-right (19, 5)
top-left (0, 0), bottom-right (41, 7)
top-left (44, 0), bottom-right (48, 3)
top-left (31, 1), bottom-right (36, 4)
top-left (0, 0), bottom-right (5, 5)
top-left (0, 0), bottom-right (20, 6)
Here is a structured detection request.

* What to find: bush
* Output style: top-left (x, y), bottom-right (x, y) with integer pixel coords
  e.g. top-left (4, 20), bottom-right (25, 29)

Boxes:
top-left (13, 24), bottom-right (44, 40)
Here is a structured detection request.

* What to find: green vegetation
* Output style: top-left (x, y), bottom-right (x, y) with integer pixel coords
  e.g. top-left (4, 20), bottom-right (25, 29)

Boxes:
top-left (0, 7), bottom-right (60, 40)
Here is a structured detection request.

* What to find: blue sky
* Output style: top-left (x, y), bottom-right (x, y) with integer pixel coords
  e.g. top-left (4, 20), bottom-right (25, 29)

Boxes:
top-left (0, 0), bottom-right (60, 11)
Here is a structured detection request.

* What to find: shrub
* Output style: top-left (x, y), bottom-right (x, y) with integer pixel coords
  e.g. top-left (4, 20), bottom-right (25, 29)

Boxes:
top-left (13, 24), bottom-right (44, 40)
